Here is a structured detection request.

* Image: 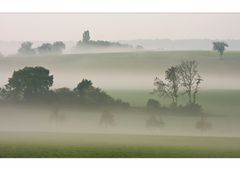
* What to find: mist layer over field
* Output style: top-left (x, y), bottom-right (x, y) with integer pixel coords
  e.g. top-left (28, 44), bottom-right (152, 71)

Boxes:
top-left (0, 51), bottom-right (240, 89)
top-left (0, 51), bottom-right (240, 139)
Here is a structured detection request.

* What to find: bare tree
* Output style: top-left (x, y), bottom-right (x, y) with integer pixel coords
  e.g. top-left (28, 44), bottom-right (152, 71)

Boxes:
top-left (178, 60), bottom-right (203, 104)
top-left (154, 66), bottom-right (181, 106)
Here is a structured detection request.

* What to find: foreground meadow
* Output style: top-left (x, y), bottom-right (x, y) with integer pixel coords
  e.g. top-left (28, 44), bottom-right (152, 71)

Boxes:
top-left (1, 132), bottom-right (240, 158)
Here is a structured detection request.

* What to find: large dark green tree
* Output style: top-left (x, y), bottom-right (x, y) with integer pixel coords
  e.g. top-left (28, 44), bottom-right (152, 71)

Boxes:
top-left (4, 66), bottom-right (53, 100)
top-left (213, 41), bottom-right (228, 59)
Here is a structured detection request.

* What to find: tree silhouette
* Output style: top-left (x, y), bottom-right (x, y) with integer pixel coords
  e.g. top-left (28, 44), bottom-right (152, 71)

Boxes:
top-left (154, 66), bottom-right (181, 106)
top-left (178, 60), bottom-right (202, 105)
top-left (82, 30), bottom-right (90, 43)
top-left (213, 41), bottom-right (228, 59)
top-left (18, 41), bottom-right (35, 55)
top-left (52, 41), bottom-right (66, 54)
top-left (4, 66), bottom-right (53, 101)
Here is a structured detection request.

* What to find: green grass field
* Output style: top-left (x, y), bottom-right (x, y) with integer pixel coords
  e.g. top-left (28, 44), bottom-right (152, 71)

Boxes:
top-left (1, 132), bottom-right (240, 158)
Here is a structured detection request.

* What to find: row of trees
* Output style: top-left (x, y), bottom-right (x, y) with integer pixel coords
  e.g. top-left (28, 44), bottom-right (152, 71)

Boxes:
top-left (0, 66), bottom-right (129, 108)
top-left (76, 30), bottom-right (133, 49)
top-left (18, 41), bottom-right (66, 55)
top-left (152, 60), bottom-right (202, 111)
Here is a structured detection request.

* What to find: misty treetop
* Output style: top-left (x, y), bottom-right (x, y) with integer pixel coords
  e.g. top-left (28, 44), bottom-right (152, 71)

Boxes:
top-left (76, 30), bottom-right (132, 49)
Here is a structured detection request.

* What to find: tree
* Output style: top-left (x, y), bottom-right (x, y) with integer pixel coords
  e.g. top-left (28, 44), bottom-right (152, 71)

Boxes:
top-left (82, 30), bottom-right (90, 43)
top-left (37, 43), bottom-right (53, 54)
top-left (213, 41), bottom-right (228, 59)
top-left (154, 66), bottom-right (181, 106)
top-left (18, 41), bottom-right (35, 55)
top-left (178, 60), bottom-right (202, 104)
top-left (52, 41), bottom-right (66, 54)
top-left (74, 79), bottom-right (93, 96)
top-left (4, 66), bottom-right (53, 101)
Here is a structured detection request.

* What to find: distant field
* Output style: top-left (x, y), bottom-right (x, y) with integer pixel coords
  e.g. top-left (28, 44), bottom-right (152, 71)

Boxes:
top-left (1, 132), bottom-right (240, 158)
top-left (1, 50), bottom-right (240, 89)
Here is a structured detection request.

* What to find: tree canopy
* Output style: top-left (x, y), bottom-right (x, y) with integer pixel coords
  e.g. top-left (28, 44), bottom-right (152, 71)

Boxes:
top-left (213, 41), bottom-right (228, 58)
top-left (3, 66), bottom-right (53, 101)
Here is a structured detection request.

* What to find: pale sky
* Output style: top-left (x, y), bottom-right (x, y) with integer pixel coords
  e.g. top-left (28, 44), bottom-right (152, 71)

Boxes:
top-left (1, 13), bottom-right (240, 41)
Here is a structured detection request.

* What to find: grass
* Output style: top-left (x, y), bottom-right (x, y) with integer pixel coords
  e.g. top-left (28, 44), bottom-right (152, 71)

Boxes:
top-left (1, 132), bottom-right (240, 158)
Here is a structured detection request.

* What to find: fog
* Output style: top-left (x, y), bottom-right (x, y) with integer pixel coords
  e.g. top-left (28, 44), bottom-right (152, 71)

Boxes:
top-left (0, 104), bottom-right (240, 138)
top-left (1, 14), bottom-right (240, 144)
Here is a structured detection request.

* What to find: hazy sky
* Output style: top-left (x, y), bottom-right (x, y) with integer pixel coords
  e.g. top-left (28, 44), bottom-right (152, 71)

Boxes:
top-left (1, 13), bottom-right (240, 41)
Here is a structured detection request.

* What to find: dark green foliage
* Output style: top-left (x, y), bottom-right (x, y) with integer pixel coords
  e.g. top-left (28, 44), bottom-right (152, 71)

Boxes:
top-left (0, 68), bottom-right (129, 108)
top-left (74, 79), bottom-right (93, 95)
top-left (54, 87), bottom-right (76, 104)
top-left (73, 79), bottom-right (129, 107)
top-left (2, 66), bottom-right (53, 101)
top-left (18, 41), bottom-right (36, 55)
top-left (213, 41), bottom-right (228, 58)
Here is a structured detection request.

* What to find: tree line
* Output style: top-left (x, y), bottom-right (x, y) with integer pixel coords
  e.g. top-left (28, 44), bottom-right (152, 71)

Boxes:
top-left (18, 41), bottom-right (66, 55)
top-left (0, 59), bottom-right (204, 115)
top-left (0, 66), bottom-right (129, 108)
top-left (76, 30), bottom-right (133, 49)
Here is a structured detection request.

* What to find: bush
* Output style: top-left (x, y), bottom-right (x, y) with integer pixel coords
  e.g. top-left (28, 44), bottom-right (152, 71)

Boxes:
top-left (146, 99), bottom-right (161, 112)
